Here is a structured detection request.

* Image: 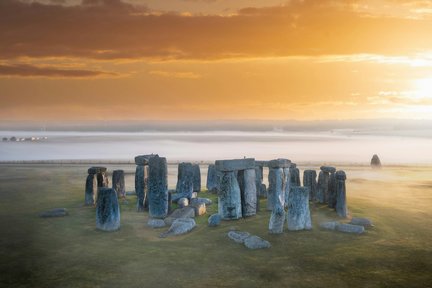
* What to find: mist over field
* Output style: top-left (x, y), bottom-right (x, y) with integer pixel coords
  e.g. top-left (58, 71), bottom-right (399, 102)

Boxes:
top-left (1, 119), bottom-right (432, 164)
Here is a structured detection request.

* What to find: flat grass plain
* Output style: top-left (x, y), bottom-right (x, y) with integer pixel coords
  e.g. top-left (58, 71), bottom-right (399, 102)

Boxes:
top-left (0, 163), bottom-right (431, 288)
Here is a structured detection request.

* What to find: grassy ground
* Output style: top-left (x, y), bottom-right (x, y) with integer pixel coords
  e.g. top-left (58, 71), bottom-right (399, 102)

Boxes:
top-left (0, 164), bottom-right (431, 288)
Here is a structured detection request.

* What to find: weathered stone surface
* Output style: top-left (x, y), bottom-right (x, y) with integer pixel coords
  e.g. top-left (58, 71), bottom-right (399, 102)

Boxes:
top-left (290, 167), bottom-right (301, 187)
top-left (350, 217), bottom-right (374, 227)
top-left (39, 208), bottom-right (68, 218)
top-left (255, 160), bottom-right (268, 167)
top-left (148, 156), bottom-right (169, 219)
top-left (96, 188), bottom-right (120, 231)
top-left (190, 202), bottom-right (206, 216)
top-left (290, 163), bottom-right (297, 168)
top-left (303, 170), bottom-right (317, 201)
top-left (319, 221), bottom-right (338, 230)
top-left (112, 170), bottom-right (125, 198)
top-left (147, 219), bottom-right (166, 228)
top-left (160, 218), bottom-right (196, 238)
top-left (218, 171), bottom-right (242, 220)
top-left (336, 223), bottom-right (365, 234)
top-left (283, 167), bottom-right (291, 208)
top-left (177, 197), bottom-right (189, 208)
top-left (134, 154), bottom-right (158, 165)
top-left (135, 165), bottom-right (148, 212)
top-left (316, 171), bottom-right (329, 204)
top-left (327, 171), bottom-right (337, 208)
top-left (227, 231), bottom-right (251, 243)
top-left (215, 158), bottom-right (255, 172)
top-left (206, 164), bottom-right (218, 192)
top-left (192, 164), bottom-right (201, 192)
top-left (88, 166), bottom-right (107, 175)
top-left (267, 168), bottom-right (285, 211)
top-left (287, 187), bottom-right (312, 231)
top-left (269, 205), bottom-right (285, 234)
top-left (320, 166), bottom-right (336, 173)
top-left (208, 213), bottom-right (222, 227)
top-left (175, 162), bottom-right (194, 200)
top-left (371, 154), bottom-right (382, 168)
top-left (244, 236), bottom-right (271, 250)
top-left (255, 166), bottom-right (266, 199)
top-left (96, 172), bottom-right (109, 188)
top-left (238, 168), bottom-right (257, 217)
top-left (190, 197), bottom-right (212, 206)
top-left (335, 170), bottom-right (348, 218)
top-left (164, 206), bottom-right (196, 225)
top-left (268, 158), bottom-right (291, 169)
top-left (85, 174), bottom-right (97, 206)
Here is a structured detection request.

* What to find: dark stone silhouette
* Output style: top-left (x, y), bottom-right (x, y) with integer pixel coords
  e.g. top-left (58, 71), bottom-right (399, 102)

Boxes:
top-left (206, 164), bottom-right (218, 193)
top-left (303, 170), bottom-right (317, 201)
top-left (192, 164), bottom-right (201, 192)
top-left (176, 162), bottom-right (194, 200)
top-left (96, 188), bottom-right (120, 231)
top-left (112, 170), bottom-right (125, 199)
top-left (335, 170), bottom-right (348, 218)
top-left (287, 187), bottom-right (312, 231)
top-left (148, 156), bottom-right (169, 219)
top-left (371, 154), bottom-right (382, 168)
top-left (218, 171), bottom-right (242, 220)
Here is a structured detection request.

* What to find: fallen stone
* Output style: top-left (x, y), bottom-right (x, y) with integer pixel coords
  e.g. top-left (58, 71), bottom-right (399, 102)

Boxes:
top-left (147, 218), bottom-right (166, 228)
top-left (164, 206), bottom-right (195, 226)
top-left (134, 154), bottom-right (158, 165)
top-left (319, 221), bottom-right (338, 230)
top-left (350, 217), bottom-right (374, 227)
top-left (208, 213), bottom-right (222, 227)
top-left (96, 188), bottom-right (120, 231)
top-left (190, 202), bottom-right (206, 216)
top-left (215, 158), bottom-right (255, 172)
top-left (88, 166), bottom-right (107, 175)
top-left (160, 218), bottom-right (196, 238)
top-left (336, 223), bottom-right (365, 234)
top-left (190, 197), bottom-right (212, 206)
top-left (39, 208), bottom-right (68, 218)
top-left (227, 231), bottom-right (251, 244)
top-left (244, 235), bottom-right (271, 250)
top-left (177, 197), bottom-right (189, 208)
top-left (267, 158), bottom-right (291, 169)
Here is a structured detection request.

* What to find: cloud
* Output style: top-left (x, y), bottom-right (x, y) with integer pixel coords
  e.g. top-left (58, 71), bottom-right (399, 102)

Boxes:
top-left (0, 0), bottom-right (432, 62)
top-left (149, 70), bottom-right (202, 79)
top-left (0, 63), bottom-right (118, 78)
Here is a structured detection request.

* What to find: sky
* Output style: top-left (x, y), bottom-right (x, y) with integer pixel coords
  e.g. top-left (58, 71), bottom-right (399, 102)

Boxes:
top-left (1, 0), bottom-right (432, 122)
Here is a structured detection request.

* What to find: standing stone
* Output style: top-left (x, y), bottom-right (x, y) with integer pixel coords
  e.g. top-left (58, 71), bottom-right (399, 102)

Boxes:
top-left (112, 170), bottom-right (125, 199)
top-left (327, 171), bottom-right (337, 208)
top-left (371, 154), bottom-right (382, 168)
top-left (335, 170), bottom-right (348, 218)
top-left (283, 167), bottom-right (291, 208)
top-left (269, 205), bottom-right (285, 234)
top-left (135, 165), bottom-right (148, 212)
top-left (267, 168), bottom-right (285, 211)
top-left (290, 165), bottom-right (301, 187)
top-left (237, 169), bottom-right (257, 217)
top-left (316, 166), bottom-right (335, 204)
top-left (175, 162), bottom-right (194, 200)
top-left (206, 164), bottom-right (218, 193)
top-left (192, 164), bottom-right (201, 192)
top-left (303, 170), bottom-right (317, 201)
top-left (85, 174), bottom-right (98, 206)
top-left (148, 156), bottom-right (169, 219)
top-left (218, 171), bottom-right (242, 220)
top-left (96, 188), bottom-right (120, 231)
top-left (287, 187), bottom-right (312, 231)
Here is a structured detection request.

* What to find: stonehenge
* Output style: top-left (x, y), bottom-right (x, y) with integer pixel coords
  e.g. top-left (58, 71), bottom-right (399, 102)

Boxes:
top-left (192, 164), bottom-right (201, 192)
top-left (267, 158), bottom-right (290, 211)
top-left (335, 170), bottom-right (348, 218)
top-left (135, 154), bottom-right (157, 212)
top-left (287, 187), bottom-right (312, 231)
top-left (206, 164), bottom-right (219, 193)
top-left (96, 188), bottom-right (120, 231)
top-left (303, 170), bottom-right (317, 201)
top-left (112, 170), bottom-right (125, 199)
top-left (148, 155), bottom-right (169, 219)
top-left (175, 162), bottom-right (194, 200)
top-left (316, 166), bottom-right (336, 204)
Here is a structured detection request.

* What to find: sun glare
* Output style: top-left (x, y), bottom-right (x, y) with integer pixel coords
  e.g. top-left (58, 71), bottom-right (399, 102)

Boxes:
top-left (413, 78), bottom-right (432, 99)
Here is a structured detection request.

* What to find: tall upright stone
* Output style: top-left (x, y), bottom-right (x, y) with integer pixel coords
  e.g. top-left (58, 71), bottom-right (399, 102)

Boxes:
top-left (134, 154), bottom-right (157, 212)
top-left (85, 174), bottom-right (98, 206)
top-left (335, 170), bottom-right (348, 218)
top-left (206, 164), bottom-right (218, 193)
top-left (112, 170), bottom-right (125, 199)
top-left (176, 162), bottom-right (194, 200)
top-left (148, 156), bottom-right (169, 219)
top-left (269, 205), bottom-right (286, 234)
top-left (218, 171), bottom-right (242, 220)
top-left (316, 166), bottom-right (335, 204)
top-left (287, 187), bottom-right (312, 231)
top-left (255, 161), bottom-right (267, 199)
top-left (283, 167), bottom-right (291, 208)
top-left (303, 170), bottom-right (317, 201)
top-left (289, 163), bottom-right (301, 186)
top-left (192, 164), bottom-right (201, 192)
top-left (327, 171), bottom-right (337, 208)
top-left (267, 159), bottom-right (290, 211)
top-left (371, 154), bottom-right (382, 168)
top-left (96, 188), bottom-right (120, 231)
top-left (237, 168), bottom-right (257, 217)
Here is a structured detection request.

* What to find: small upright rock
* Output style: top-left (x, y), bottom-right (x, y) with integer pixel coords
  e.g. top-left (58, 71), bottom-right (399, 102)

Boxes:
top-left (371, 154), bottom-right (382, 168)
top-left (96, 188), bottom-right (120, 231)
top-left (208, 213), bottom-right (222, 227)
top-left (244, 236), bottom-right (271, 250)
top-left (177, 197), bottom-right (189, 208)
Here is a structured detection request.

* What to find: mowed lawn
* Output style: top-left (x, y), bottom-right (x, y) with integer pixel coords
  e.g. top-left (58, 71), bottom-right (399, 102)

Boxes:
top-left (0, 164), bottom-right (431, 288)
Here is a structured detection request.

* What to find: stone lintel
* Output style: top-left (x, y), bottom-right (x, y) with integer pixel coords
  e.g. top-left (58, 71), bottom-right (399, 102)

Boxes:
top-left (215, 158), bottom-right (255, 172)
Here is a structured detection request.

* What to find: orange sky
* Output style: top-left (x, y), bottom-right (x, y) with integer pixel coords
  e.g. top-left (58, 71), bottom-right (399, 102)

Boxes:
top-left (1, 0), bottom-right (432, 121)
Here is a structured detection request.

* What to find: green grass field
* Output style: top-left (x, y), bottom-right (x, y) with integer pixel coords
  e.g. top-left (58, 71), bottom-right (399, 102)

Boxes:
top-left (0, 164), bottom-right (431, 287)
